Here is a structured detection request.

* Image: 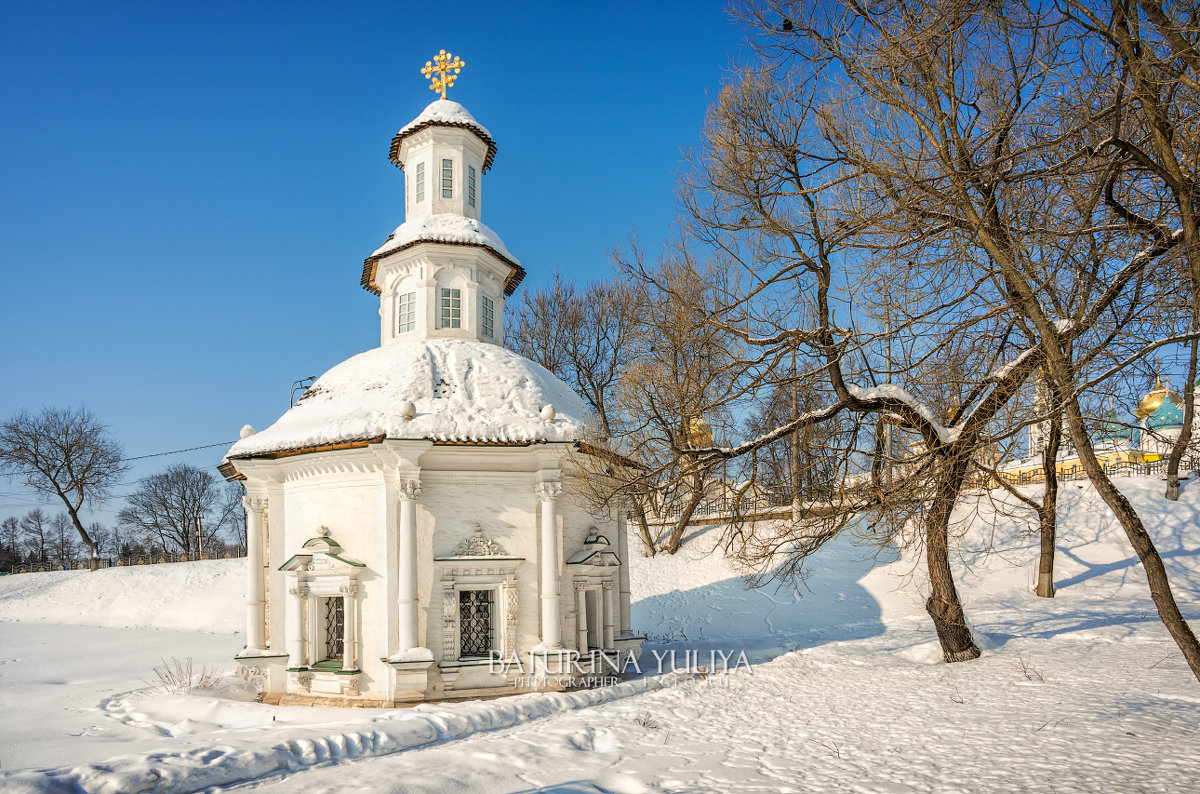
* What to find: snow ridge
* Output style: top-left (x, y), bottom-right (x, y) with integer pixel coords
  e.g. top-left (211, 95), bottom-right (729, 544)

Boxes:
top-left (1, 675), bottom-right (678, 794)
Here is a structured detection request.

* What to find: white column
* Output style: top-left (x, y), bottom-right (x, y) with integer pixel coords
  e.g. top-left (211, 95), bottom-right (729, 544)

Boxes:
top-left (535, 481), bottom-right (563, 649)
top-left (397, 478), bottom-right (424, 653)
top-left (575, 583), bottom-right (588, 651)
top-left (342, 583), bottom-right (357, 670)
top-left (286, 582), bottom-right (307, 668)
top-left (243, 495), bottom-right (268, 651)
top-left (616, 509), bottom-right (632, 636)
top-left (603, 581), bottom-right (616, 649)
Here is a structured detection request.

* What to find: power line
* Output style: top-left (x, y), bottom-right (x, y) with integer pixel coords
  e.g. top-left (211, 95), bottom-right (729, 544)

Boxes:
top-left (126, 441), bottom-right (235, 462)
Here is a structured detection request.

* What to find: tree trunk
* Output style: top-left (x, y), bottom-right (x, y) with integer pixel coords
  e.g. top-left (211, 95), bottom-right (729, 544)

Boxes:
top-left (64, 504), bottom-right (100, 571)
top-left (1061, 395), bottom-right (1200, 681)
top-left (631, 497), bottom-right (657, 557)
top-left (1166, 331), bottom-right (1197, 501)
top-left (924, 459), bottom-right (981, 663)
top-left (664, 470), bottom-right (706, 555)
top-left (1036, 407), bottom-right (1062, 598)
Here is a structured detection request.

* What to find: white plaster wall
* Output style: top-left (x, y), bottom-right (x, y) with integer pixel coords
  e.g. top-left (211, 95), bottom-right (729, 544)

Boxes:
top-left (378, 248), bottom-right (509, 346)
top-left (280, 468), bottom-right (391, 698)
top-left (416, 473), bottom-right (541, 657)
top-left (400, 129), bottom-right (487, 222)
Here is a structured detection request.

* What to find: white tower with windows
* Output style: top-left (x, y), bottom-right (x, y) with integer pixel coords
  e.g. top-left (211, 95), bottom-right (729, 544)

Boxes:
top-left (360, 96), bottom-right (524, 348)
top-left (222, 53), bottom-right (642, 706)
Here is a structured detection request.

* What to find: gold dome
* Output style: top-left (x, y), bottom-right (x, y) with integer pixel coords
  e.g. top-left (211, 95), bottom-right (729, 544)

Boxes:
top-left (1135, 376), bottom-right (1182, 419)
top-left (685, 416), bottom-right (714, 447)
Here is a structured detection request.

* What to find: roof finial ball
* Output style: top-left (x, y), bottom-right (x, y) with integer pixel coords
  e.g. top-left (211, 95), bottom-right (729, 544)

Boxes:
top-left (421, 49), bottom-right (465, 100)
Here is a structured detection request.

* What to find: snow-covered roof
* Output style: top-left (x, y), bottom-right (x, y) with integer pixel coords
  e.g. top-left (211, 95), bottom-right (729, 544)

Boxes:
top-left (225, 339), bottom-right (590, 459)
top-left (361, 212), bottom-right (526, 297)
top-left (389, 99), bottom-right (497, 173)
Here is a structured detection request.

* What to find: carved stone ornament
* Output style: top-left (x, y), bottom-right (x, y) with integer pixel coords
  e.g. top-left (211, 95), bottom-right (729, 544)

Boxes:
top-left (288, 585), bottom-right (310, 598)
top-left (534, 481), bottom-right (562, 501)
top-left (237, 663), bottom-right (267, 693)
top-left (242, 495), bottom-right (269, 513)
top-left (297, 671), bottom-right (313, 692)
top-left (602, 580), bottom-right (616, 591)
top-left (453, 523), bottom-right (506, 557)
top-left (339, 584), bottom-right (359, 597)
top-left (399, 478), bottom-right (421, 501)
top-left (574, 581), bottom-right (590, 591)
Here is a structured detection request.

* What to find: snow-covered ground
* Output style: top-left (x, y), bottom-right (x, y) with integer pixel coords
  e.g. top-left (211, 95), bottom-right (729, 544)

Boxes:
top-left (2, 477), bottom-right (1199, 792)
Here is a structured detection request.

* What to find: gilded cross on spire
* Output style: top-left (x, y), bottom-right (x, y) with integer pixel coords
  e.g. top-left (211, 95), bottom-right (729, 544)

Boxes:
top-left (421, 49), bottom-right (465, 99)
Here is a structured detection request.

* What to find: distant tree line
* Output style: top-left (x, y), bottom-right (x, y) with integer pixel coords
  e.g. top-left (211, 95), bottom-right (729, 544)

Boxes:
top-left (0, 406), bottom-right (244, 572)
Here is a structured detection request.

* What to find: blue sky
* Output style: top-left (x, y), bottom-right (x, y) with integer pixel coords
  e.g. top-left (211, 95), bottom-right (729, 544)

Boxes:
top-left (0, 1), bottom-right (745, 523)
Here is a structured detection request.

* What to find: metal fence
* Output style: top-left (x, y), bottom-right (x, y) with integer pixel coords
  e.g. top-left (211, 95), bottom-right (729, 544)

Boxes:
top-left (9, 547), bottom-right (246, 575)
top-left (975, 457), bottom-right (1200, 489)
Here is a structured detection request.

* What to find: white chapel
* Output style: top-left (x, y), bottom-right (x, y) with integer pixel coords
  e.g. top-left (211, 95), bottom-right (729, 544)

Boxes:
top-left (220, 52), bottom-right (642, 705)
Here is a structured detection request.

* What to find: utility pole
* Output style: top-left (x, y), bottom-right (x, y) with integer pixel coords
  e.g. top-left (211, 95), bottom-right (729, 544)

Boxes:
top-left (196, 515), bottom-right (204, 559)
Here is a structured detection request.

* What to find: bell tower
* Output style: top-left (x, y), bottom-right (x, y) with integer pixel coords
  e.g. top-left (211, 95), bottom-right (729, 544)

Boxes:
top-left (359, 50), bottom-right (525, 348)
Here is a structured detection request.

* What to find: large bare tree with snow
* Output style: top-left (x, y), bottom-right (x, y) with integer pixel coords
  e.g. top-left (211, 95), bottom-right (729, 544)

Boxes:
top-left (601, 0), bottom-right (1200, 674)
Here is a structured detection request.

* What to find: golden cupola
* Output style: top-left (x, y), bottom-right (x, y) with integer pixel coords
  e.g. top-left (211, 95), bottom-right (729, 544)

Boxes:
top-left (1135, 376), bottom-right (1182, 420)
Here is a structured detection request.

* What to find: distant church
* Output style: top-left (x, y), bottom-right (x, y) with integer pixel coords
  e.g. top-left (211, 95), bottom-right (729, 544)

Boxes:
top-left (221, 52), bottom-right (641, 705)
top-left (1001, 373), bottom-right (1199, 479)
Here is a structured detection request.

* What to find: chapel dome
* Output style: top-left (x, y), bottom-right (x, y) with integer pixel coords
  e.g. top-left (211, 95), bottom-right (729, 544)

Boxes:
top-left (1135, 376), bottom-right (1181, 420)
top-left (1145, 397), bottom-right (1185, 431)
top-left (1091, 415), bottom-right (1133, 443)
top-left (389, 98), bottom-right (497, 173)
top-left (225, 339), bottom-right (590, 459)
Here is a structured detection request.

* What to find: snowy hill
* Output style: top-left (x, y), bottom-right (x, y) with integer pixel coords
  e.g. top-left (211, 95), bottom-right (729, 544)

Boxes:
top-left (1, 477), bottom-right (1198, 793)
top-left (0, 559), bottom-right (243, 633)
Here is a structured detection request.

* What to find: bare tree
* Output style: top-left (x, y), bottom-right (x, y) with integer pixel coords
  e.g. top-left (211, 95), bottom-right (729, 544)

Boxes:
top-left (20, 508), bottom-right (50, 564)
top-left (117, 463), bottom-right (238, 555)
top-left (49, 512), bottom-right (79, 565)
top-left (0, 407), bottom-right (127, 569)
top-left (694, 0), bottom-right (1200, 676)
top-left (508, 274), bottom-right (662, 555)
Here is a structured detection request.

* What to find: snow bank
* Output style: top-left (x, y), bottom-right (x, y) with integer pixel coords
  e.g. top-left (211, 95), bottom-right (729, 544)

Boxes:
top-left (0, 559), bottom-right (242, 634)
top-left (226, 338), bottom-right (591, 457)
top-left (370, 212), bottom-right (518, 264)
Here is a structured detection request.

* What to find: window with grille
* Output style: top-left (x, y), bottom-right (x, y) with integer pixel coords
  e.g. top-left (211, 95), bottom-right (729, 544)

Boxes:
top-left (415, 162), bottom-right (425, 203)
top-left (468, 165), bottom-right (477, 208)
top-left (481, 295), bottom-right (494, 338)
top-left (397, 291), bottom-right (416, 334)
top-left (442, 158), bottom-right (453, 198)
top-left (323, 597), bottom-right (344, 661)
top-left (458, 589), bottom-right (494, 657)
top-left (440, 288), bottom-right (461, 328)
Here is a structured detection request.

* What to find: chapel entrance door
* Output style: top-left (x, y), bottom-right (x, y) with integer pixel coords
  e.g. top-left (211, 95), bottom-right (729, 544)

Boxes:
top-left (585, 589), bottom-right (601, 650)
top-left (323, 596), bottom-right (344, 661)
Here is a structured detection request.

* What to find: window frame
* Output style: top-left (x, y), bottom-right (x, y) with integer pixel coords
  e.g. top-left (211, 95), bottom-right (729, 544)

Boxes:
top-left (415, 162), bottom-right (425, 203)
top-left (481, 294), bottom-right (494, 338)
top-left (440, 287), bottom-right (462, 329)
top-left (456, 586), bottom-right (498, 660)
top-left (442, 158), bottom-right (454, 199)
top-left (396, 291), bottom-right (416, 334)
top-left (467, 165), bottom-right (477, 208)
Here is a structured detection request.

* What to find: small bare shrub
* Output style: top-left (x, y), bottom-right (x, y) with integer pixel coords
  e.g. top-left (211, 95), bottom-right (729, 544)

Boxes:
top-left (1014, 653), bottom-right (1045, 683)
top-left (633, 712), bottom-right (661, 730)
top-left (144, 657), bottom-right (223, 694)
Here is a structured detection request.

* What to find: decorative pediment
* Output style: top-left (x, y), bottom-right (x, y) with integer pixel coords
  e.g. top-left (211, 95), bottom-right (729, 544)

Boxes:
top-left (280, 525), bottom-right (366, 572)
top-left (566, 549), bottom-right (622, 567)
top-left (452, 523), bottom-right (506, 557)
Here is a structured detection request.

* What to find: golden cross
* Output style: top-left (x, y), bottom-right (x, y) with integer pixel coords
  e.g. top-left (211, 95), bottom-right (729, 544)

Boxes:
top-left (421, 49), bottom-right (465, 99)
